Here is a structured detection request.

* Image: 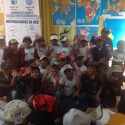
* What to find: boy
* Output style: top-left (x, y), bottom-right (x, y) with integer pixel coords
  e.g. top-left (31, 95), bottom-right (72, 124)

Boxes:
top-left (59, 64), bottom-right (78, 98)
top-left (18, 36), bottom-right (39, 66)
top-left (39, 55), bottom-right (50, 75)
top-left (78, 61), bottom-right (103, 108)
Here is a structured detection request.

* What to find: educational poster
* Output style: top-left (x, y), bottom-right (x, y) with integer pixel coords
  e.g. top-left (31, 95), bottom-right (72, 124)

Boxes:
top-left (52, 0), bottom-right (75, 25)
top-left (76, 0), bottom-right (101, 25)
top-left (2, 0), bottom-right (41, 43)
top-left (76, 26), bottom-right (98, 41)
top-left (101, 0), bottom-right (125, 16)
top-left (0, 0), bottom-right (5, 35)
top-left (59, 26), bottom-right (76, 44)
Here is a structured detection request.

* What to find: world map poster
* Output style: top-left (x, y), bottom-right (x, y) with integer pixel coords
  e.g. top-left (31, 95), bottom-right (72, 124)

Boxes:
top-left (52, 0), bottom-right (75, 25)
top-left (76, 0), bottom-right (101, 25)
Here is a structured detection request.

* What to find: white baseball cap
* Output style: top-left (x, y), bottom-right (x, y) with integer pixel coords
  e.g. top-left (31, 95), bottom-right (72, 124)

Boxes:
top-left (50, 35), bottom-right (59, 40)
top-left (60, 36), bottom-right (68, 42)
top-left (112, 65), bottom-right (123, 72)
top-left (63, 108), bottom-right (91, 125)
top-left (63, 64), bottom-right (73, 73)
top-left (3, 100), bottom-right (32, 123)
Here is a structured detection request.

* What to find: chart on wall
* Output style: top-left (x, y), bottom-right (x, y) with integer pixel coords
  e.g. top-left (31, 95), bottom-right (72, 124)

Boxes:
top-left (76, 0), bottom-right (101, 25)
top-left (101, 0), bottom-right (125, 16)
top-left (2, 0), bottom-right (41, 44)
top-left (52, 0), bottom-right (75, 25)
top-left (104, 19), bottom-right (125, 48)
top-left (76, 26), bottom-right (98, 41)
top-left (0, 0), bottom-right (5, 35)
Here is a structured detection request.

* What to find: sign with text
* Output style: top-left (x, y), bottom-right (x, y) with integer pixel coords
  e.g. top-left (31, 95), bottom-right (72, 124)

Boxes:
top-left (2, 0), bottom-right (41, 44)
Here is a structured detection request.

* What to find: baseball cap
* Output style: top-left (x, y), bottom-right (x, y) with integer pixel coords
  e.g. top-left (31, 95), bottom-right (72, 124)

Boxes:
top-left (108, 113), bottom-right (125, 125)
top-left (87, 61), bottom-right (97, 67)
top-left (50, 35), bottom-right (59, 40)
top-left (96, 36), bottom-right (103, 41)
top-left (58, 54), bottom-right (66, 60)
top-left (112, 65), bottom-right (123, 72)
top-left (3, 100), bottom-right (32, 123)
top-left (63, 64), bottom-right (73, 73)
top-left (9, 39), bottom-right (19, 44)
top-left (1, 62), bottom-right (12, 69)
top-left (60, 36), bottom-right (68, 42)
top-left (0, 34), bottom-right (5, 39)
top-left (51, 62), bottom-right (60, 69)
top-left (63, 108), bottom-right (91, 125)
top-left (40, 55), bottom-right (49, 61)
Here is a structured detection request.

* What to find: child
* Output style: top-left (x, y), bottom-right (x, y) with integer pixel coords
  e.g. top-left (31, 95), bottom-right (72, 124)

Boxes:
top-left (23, 66), bottom-right (43, 101)
top-left (0, 62), bottom-right (18, 101)
top-left (57, 36), bottom-right (72, 61)
top-left (34, 36), bottom-right (48, 58)
top-left (111, 40), bottom-right (125, 69)
top-left (39, 55), bottom-right (50, 75)
top-left (3, 39), bottom-right (21, 69)
top-left (48, 34), bottom-right (60, 64)
top-left (18, 36), bottom-right (39, 66)
top-left (78, 61), bottom-right (103, 108)
top-left (73, 55), bottom-right (87, 76)
top-left (79, 37), bottom-right (90, 62)
top-left (42, 62), bottom-right (61, 95)
top-left (59, 64), bottom-right (78, 99)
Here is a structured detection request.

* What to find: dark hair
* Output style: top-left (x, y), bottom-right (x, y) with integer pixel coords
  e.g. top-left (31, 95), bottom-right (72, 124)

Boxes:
top-left (56, 98), bottom-right (76, 117)
top-left (31, 66), bottom-right (40, 72)
top-left (23, 36), bottom-right (32, 43)
top-left (27, 110), bottom-right (55, 125)
top-left (101, 27), bottom-right (110, 34)
top-left (118, 99), bottom-right (125, 114)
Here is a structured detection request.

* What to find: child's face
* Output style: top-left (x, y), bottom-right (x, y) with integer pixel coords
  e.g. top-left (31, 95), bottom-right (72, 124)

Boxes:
top-left (59, 59), bottom-right (66, 67)
top-left (117, 45), bottom-right (124, 52)
top-left (10, 43), bottom-right (18, 50)
top-left (31, 70), bottom-right (40, 79)
top-left (51, 39), bottom-right (58, 45)
top-left (80, 41), bottom-right (87, 47)
top-left (40, 59), bottom-right (49, 68)
top-left (76, 60), bottom-right (83, 67)
top-left (65, 69), bottom-right (74, 80)
top-left (96, 41), bottom-right (103, 48)
top-left (87, 66), bottom-right (96, 76)
top-left (112, 72), bottom-right (122, 78)
top-left (24, 41), bottom-right (31, 48)
top-left (52, 66), bottom-right (59, 75)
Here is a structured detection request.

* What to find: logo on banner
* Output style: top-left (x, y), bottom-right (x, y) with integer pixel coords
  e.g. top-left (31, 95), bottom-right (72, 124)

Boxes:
top-left (26, 0), bottom-right (33, 5)
top-left (11, 0), bottom-right (17, 5)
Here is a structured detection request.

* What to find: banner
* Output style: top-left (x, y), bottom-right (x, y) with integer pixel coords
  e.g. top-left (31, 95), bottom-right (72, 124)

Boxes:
top-left (0, 0), bottom-right (5, 35)
top-left (2, 0), bottom-right (41, 44)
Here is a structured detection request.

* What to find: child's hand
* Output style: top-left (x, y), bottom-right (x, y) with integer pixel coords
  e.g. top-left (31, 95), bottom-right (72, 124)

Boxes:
top-left (92, 32), bottom-right (96, 37)
top-left (11, 70), bottom-right (18, 78)
top-left (46, 65), bottom-right (52, 74)
top-left (24, 66), bottom-right (32, 75)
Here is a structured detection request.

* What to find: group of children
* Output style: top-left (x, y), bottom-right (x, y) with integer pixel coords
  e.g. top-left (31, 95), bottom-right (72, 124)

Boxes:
top-left (0, 27), bottom-right (125, 125)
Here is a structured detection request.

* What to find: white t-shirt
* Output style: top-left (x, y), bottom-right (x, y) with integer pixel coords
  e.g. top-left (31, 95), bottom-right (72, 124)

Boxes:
top-left (112, 50), bottom-right (125, 63)
top-left (57, 46), bottom-right (72, 56)
top-left (39, 66), bottom-right (46, 76)
top-left (59, 75), bottom-right (77, 96)
top-left (24, 47), bottom-right (35, 61)
top-left (79, 46), bottom-right (90, 61)
top-left (47, 72), bottom-right (61, 86)
top-left (73, 63), bottom-right (87, 73)
top-left (36, 47), bottom-right (47, 58)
